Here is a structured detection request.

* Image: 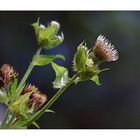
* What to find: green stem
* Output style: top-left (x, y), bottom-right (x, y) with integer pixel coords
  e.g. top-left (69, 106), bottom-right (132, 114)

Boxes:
top-left (21, 73), bottom-right (79, 128)
top-left (16, 48), bottom-right (42, 93)
top-left (6, 113), bottom-right (16, 128)
top-left (0, 108), bottom-right (10, 128)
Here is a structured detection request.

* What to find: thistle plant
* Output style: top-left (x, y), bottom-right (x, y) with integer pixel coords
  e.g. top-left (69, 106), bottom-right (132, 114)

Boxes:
top-left (0, 19), bottom-right (119, 129)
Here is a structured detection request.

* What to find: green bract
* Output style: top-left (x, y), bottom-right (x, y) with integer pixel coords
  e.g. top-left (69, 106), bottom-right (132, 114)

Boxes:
top-left (73, 42), bottom-right (88, 72)
top-left (9, 92), bottom-right (32, 118)
top-left (32, 20), bottom-right (64, 49)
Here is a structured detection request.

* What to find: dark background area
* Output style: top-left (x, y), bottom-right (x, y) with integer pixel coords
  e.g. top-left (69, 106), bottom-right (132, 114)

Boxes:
top-left (0, 11), bottom-right (139, 128)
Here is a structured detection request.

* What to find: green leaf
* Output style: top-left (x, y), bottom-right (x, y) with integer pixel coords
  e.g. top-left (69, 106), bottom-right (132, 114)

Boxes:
top-left (10, 78), bottom-right (18, 94)
top-left (32, 54), bottom-right (65, 66)
top-left (73, 42), bottom-right (88, 71)
top-left (32, 122), bottom-right (40, 129)
top-left (10, 78), bottom-right (18, 100)
top-left (90, 75), bottom-right (101, 85)
top-left (51, 62), bottom-right (69, 89)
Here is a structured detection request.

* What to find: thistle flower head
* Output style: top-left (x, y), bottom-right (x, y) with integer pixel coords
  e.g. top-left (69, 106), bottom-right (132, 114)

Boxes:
top-left (21, 84), bottom-right (38, 95)
top-left (94, 35), bottom-right (119, 62)
top-left (29, 91), bottom-right (47, 110)
top-left (21, 84), bottom-right (47, 111)
top-left (0, 64), bottom-right (18, 87)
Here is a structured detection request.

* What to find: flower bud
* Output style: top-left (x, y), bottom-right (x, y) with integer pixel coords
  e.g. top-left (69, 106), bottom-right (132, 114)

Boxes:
top-left (73, 42), bottom-right (88, 72)
top-left (21, 84), bottom-right (47, 111)
top-left (32, 20), bottom-right (64, 50)
top-left (0, 64), bottom-right (18, 87)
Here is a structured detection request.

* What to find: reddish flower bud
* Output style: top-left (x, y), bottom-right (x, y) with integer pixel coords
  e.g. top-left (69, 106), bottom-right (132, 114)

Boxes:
top-left (0, 64), bottom-right (18, 87)
top-left (21, 84), bottom-right (47, 111)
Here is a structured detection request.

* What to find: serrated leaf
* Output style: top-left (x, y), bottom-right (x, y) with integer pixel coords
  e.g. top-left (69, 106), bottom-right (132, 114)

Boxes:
top-left (90, 75), bottom-right (100, 85)
top-left (10, 78), bottom-right (18, 100)
top-left (73, 42), bottom-right (88, 71)
top-left (51, 62), bottom-right (69, 89)
top-left (32, 54), bottom-right (65, 66)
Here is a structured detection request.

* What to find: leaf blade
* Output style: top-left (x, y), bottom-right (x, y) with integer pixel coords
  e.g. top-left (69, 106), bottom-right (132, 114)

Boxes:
top-left (51, 62), bottom-right (69, 89)
top-left (32, 54), bottom-right (65, 66)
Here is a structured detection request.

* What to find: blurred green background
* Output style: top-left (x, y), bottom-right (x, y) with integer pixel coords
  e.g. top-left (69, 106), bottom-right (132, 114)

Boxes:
top-left (0, 11), bottom-right (139, 128)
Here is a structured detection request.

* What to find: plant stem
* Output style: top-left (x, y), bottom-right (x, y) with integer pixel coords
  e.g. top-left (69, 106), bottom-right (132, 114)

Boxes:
top-left (6, 113), bottom-right (16, 128)
top-left (16, 48), bottom-right (42, 93)
top-left (0, 108), bottom-right (10, 128)
top-left (21, 73), bottom-right (79, 128)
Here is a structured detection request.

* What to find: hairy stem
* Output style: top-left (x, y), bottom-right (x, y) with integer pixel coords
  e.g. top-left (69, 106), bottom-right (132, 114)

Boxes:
top-left (19, 73), bottom-right (79, 128)
top-left (16, 48), bottom-right (42, 93)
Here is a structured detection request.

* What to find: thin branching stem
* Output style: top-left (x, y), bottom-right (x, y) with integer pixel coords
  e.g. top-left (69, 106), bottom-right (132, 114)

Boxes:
top-left (19, 73), bottom-right (79, 128)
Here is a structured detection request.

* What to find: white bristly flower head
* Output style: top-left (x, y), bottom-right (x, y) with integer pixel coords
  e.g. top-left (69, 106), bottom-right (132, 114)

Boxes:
top-left (94, 35), bottom-right (119, 62)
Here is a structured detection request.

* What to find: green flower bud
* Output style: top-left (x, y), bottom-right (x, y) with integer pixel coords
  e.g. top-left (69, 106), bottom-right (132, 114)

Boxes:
top-left (32, 20), bottom-right (64, 49)
top-left (73, 42), bottom-right (88, 72)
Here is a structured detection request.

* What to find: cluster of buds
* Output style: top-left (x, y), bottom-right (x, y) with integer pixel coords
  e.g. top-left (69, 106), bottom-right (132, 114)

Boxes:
top-left (73, 35), bottom-right (119, 84)
top-left (0, 64), bottom-right (47, 114)
top-left (0, 64), bottom-right (18, 88)
top-left (21, 84), bottom-right (47, 111)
